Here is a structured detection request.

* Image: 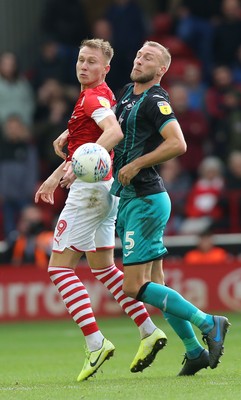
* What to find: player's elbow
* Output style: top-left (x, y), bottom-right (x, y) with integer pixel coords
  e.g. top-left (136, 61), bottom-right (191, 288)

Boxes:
top-left (178, 139), bottom-right (187, 155)
top-left (173, 137), bottom-right (187, 156)
top-left (115, 128), bottom-right (124, 143)
top-left (172, 137), bottom-right (187, 157)
top-left (118, 127), bottom-right (124, 140)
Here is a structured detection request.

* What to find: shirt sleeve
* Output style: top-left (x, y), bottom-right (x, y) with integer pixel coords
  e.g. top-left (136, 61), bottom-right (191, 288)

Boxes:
top-left (145, 94), bottom-right (177, 134)
top-left (91, 107), bottom-right (115, 124)
top-left (83, 92), bottom-right (115, 123)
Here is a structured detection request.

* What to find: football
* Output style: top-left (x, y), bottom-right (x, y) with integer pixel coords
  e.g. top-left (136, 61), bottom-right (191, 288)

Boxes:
top-left (71, 143), bottom-right (111, 183)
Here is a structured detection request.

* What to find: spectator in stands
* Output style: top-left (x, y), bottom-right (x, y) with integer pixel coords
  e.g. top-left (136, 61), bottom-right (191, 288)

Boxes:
top-left (103, 0), bottom-right (148, 93)
top-left (34, 96), bottom-right (71, 179)
top-left (0, 116), bottom-right (39, 239)
top-left (183, 64), bottom-right (207, 112)
top-left (91, 18), bottom-right (113, 42)
top-left (224, 92), bottom-right (241, 155)
top-left (212, 0), bottom-right (241, 68)
top-left (159, 158), bottom-right (192, 235)
top-left (226, 150), bottom-right (241, 188)
top-left (180, 156), bottom-right (225, 234)
top-left (169, 83), bottom-right (210, 179)
top-left (232, 44), bottom-right (241, 84)
top-left (90, 18), bottom-right (118, 91)
top-left (222, 150), bottom-right (241, 232)
top-left (34, 78), bottom-right (76, 124)
top-left (205, 65), bottom-right (241, 157)
top-left (0, 51), bottom-right (35, 126)
top-left (41, 0), bottom-right (90, 84)
top-left (173, 0), bottom-right (220, 81)
top-left (41, 0), bottom-right (90, 49)
top-left (174, 0), bottom-right (221, 21)
top-left (9, 205), bottom-right (53, 269)
top-left (31, 39), bottom-right (70, 91)
top-left (184, 229), bottom-right (230, 264)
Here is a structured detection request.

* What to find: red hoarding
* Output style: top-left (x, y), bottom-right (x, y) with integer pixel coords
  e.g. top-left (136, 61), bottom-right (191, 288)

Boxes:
top-left (0, 260), bottom-right (241, 322)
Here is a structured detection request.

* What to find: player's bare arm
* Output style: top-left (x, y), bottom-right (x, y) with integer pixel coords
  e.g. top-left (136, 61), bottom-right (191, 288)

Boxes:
top-left (53, 129), bottom-right (69, 159)
top-left (96, 115), bottom-right (124, 151)
top-left (60, 161), bottom-right (76, 189)
top-left (118, 120), bottom-right (186, 186)
top-left (35, 162), bottom-right (66, 204)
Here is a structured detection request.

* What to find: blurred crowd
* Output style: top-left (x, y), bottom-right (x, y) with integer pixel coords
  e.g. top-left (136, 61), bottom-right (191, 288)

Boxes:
top-left (1, 0), bottom-right (241, 266)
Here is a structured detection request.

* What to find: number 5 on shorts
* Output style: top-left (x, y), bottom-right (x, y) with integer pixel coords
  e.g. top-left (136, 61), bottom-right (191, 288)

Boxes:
top-left (125, 231), bottom-right (135, 250)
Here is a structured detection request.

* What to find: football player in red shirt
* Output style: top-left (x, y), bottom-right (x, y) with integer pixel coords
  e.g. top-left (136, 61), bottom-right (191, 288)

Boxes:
top-left (35, 39), bottom-right (166, 381)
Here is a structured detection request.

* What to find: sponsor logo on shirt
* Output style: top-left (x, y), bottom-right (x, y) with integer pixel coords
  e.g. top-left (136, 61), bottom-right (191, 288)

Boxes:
top-left (126, 101), bottom-right (136, 110)
top-left (157, 101), bottom-right (172, 115)
top-left (124, 250), bottom-right (134, 257)
top-left (97, 96), bottom-right (111, 108)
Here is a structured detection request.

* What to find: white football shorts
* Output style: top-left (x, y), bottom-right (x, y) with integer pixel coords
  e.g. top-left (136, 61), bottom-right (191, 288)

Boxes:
top-left (52, 178), bottom-right (119, 253)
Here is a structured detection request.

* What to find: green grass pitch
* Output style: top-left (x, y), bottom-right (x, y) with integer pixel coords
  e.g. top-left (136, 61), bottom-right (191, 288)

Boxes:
top-left (1, 312), bottom-right (240, 400)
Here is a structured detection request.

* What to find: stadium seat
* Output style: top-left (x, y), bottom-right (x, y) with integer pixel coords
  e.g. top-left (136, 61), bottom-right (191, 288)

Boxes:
top-left (150, 13), bottom-right (173, 37)
top-left (163, 58), bottom-right (202, 85)
top-left (160, 35), bottom-right (195, 58)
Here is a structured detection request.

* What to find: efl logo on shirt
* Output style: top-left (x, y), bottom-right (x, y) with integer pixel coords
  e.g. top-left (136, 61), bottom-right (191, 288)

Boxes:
top-left (157, 101), bottom-right (172, 115)
top-left (98, 96), bottom-right (111, 108)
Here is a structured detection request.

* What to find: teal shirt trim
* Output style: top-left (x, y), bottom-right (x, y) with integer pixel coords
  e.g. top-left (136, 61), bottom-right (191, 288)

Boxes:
top-left (159, 118), bottom-right (177, 132)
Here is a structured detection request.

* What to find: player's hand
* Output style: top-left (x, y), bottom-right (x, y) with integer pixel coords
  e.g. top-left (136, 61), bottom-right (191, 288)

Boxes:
top-left (60, 162), bottom-right (76, 189)
top-left (118, 163), bottom-right (140, 186)
top-left (53, 129), bottom-right (68, 160)
top-left (35, 176), bottom-right (60, 205)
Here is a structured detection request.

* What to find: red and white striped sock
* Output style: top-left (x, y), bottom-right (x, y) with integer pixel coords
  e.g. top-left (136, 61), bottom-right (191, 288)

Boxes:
top-left (48, 266), bottom-right (104, 351)
top-left (91, 264), bottom-right (157, 338)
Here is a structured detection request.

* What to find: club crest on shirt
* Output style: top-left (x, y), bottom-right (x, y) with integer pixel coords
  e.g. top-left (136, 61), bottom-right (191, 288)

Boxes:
top-left (97, 96), bottom-right (111, 108)
top-left (157, 101), bottom-right (172, 115)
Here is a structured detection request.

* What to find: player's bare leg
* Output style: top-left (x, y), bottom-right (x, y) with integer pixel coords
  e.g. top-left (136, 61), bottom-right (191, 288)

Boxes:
top-left (88, 250), bottom-right (167, 373)
top-left (49, 249), bottom-right (114, 381)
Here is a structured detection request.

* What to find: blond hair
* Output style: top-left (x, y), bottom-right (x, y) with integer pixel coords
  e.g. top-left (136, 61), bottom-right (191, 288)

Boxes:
top-left (80, 38), bottom-right (114, 64)
top-left (143, 40), bottom-right (171, 70)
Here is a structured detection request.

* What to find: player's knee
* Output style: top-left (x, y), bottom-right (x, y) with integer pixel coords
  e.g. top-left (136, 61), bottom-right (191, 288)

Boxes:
top-left (122, 281), bottom-right (139, 299)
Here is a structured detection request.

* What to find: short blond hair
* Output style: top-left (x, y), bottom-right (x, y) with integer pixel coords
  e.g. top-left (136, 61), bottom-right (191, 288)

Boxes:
top-left (80, 38), bottom-right (114, 64)
top-left (143, 40), bottom-right (171, 70)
